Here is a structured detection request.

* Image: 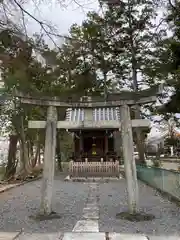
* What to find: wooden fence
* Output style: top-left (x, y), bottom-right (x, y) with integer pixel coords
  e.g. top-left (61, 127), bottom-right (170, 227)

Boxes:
top-left (69, 160), bottom-right (120, 178)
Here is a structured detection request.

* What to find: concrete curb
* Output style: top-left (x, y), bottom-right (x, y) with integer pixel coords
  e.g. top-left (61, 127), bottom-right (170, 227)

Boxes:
top-left (1, 231), bottom-right (179, 239)
top-left (0, 176), bottom-right (42, 194)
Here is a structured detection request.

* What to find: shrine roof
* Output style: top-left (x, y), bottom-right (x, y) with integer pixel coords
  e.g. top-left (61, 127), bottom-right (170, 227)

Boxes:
top-left (66, 107), bottom-right (120, 122)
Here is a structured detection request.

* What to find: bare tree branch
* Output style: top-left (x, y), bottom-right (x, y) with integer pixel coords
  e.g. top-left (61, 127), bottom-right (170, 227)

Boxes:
top-left (20, 6), bottom-right (28, 40)
top-left (168, 0), bottom-right (176, 10)
top-left (12, 0), bottom-right (64, 47)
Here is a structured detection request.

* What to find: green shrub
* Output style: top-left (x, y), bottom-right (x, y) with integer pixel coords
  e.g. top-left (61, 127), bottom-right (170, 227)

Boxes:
top-left (152, 160), bottom-right (161, 168)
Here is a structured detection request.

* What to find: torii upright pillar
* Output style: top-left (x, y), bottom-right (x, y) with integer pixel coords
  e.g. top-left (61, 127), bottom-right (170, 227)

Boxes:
top-left (40, 106), bottom-right (57, 215)
top-left (120, 104), bottom-right (138, 214)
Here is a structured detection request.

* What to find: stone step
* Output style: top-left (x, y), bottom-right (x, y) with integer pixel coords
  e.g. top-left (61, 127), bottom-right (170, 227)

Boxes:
top-left (64, 175), bottom-right (123, 182)
top-left (1, 232), bottom-right (179, 240)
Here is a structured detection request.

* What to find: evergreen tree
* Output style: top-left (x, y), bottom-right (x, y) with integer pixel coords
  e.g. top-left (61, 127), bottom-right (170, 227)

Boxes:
top-left (159, 1), bottom-right (180, 113)
top-left (99, 0), bottom-right (162, 162)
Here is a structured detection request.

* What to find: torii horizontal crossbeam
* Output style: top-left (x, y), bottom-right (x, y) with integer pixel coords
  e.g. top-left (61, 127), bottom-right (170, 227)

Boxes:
top-left (19, 96), bottom-right (157, 107)
top-left (13, 84), bottom-right (163, 107)
top-left (28, 119), bottom-right (150, 129)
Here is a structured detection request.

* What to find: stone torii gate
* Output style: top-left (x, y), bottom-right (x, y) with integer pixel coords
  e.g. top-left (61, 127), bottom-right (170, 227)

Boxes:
top-left (15, 85), bottom-right (162, 216)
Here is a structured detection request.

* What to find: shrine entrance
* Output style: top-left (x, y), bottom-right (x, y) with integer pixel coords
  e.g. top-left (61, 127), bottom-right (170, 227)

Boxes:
top-left (16, 84), bottom-right (162, 216)
top-left (74, 130), bottom-right (115, 161)
top-left (83, 135), bottom-right (105, 160)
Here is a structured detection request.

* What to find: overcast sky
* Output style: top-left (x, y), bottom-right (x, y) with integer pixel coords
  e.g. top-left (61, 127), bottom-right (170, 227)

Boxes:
top-left (21, 0), bottom-right (167, 50)
top-left (25, 0), bottom-right (100, 45)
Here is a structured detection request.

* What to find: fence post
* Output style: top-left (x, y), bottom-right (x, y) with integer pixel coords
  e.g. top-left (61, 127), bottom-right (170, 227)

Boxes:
top-left (115, 160), bottom-right (119, 178)
top-left (69, 160), bottom-right (73, 177)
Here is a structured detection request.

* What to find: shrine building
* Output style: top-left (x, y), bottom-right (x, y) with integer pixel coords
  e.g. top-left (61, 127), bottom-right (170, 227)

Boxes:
top-left (65, 106), bottom-right (121, 162)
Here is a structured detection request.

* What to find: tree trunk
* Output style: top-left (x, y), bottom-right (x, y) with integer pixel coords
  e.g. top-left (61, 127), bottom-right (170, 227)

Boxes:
top-left (18, 141), bottom-right (25, 172)
top-left (4, 134), bottom-right (18, 180)
top-left (56, 131), bottom-right (62, 171)
top-left (29, 140), bottom-right (40, 168)
top-left (128, 0), bottom-right (145, 164)
top-left (29, 140), bottom-right (34, 158)
top-left (17, 116), bottom-right (32, 178)
top-left (32, 143), bottom-right (40, 168)
top-left (38, 149), bottom-right (41, 165)
top-left (134, 108), bottom-right (146, 164)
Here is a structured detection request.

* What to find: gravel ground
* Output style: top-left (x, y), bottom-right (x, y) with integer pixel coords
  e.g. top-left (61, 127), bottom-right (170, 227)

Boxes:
top-left (99, 179), bottom-right (180, 235)
top-left (0, 176), bottom-right (180, 235)
top-left (0, 176), bottom-right (89, 233)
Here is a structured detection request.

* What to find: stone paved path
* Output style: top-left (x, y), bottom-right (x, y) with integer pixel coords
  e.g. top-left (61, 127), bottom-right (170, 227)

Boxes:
top-left (0, 176), bottom-right (180, 239)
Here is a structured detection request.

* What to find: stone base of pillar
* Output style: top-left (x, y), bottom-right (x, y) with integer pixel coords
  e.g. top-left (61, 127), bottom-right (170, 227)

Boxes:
top-left (116, 211), bottom-right (155, 222)
top-left (30, 211), bottom-right (61, 221)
